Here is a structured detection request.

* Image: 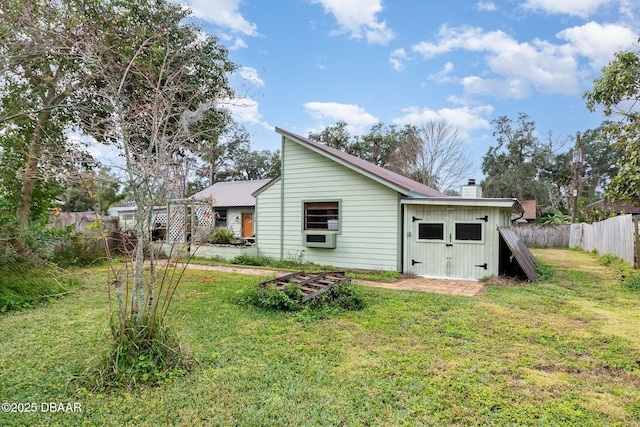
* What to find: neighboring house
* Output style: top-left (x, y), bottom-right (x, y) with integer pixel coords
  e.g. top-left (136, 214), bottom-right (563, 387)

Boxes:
top-left (117, 206), bottom-right (167, 234)
top-left (513, 200), bottom-right (537, 223)
top-left (253, 128), bottom-right (525, 280)
top-left (585, 199), bottom-right (640, 217)
top-left (191, 179), bottom-right (270, 239)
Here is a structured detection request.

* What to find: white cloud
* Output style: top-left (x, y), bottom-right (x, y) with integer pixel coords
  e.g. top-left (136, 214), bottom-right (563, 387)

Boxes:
top-left (304, 101), bottom-right (379, 133)
top-left (522, 0), bottom-right (613, 18)
top-left (221, 97), bottom-right (271, 130)
top-left (185, 0), bottom-right (258, 36)
top-left (392, 105), bottom-right (494, 137)
top-left (389, 48), bottom-right (409, 71)
top-left (475, 1), bottom-right (497, 11)
top-left (411, 25), bottom-right (582, 98)
top-left (557, 21), bottom-right (639, 69)
top-left (427, 61), bottom-right (455, 83)
top-left (462, 76), bottom-right (533, 99)
top-left (312, 0), bottom-right (396, 45)
top-left (238, 67), bottom-right (265, 88)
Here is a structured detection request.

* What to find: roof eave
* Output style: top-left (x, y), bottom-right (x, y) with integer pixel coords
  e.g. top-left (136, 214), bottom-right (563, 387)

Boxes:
top-left (252, 176), bottom-right (281, 197)
top-left (275, 127), bottom-right (443, 198)
top-left (402, 197), bottom-right (524, 213)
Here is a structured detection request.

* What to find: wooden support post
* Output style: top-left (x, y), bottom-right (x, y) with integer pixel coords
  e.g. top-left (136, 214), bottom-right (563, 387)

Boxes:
top-left (634, 217), bottom-right (639, 270)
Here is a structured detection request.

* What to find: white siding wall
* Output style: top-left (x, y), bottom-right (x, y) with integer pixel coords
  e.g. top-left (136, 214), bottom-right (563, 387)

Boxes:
top-left (258, 138), bottom-right (401, 270)
top-left (255, 179), bottom-right (282, 259)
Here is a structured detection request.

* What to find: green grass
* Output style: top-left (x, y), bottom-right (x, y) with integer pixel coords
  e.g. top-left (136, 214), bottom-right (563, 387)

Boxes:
top-left (1, 249), bottom-right (640, 425)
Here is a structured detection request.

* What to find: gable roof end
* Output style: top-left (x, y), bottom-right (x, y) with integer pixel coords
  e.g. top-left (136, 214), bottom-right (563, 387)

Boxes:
top-left (275, 127), bottom-right (446, 197)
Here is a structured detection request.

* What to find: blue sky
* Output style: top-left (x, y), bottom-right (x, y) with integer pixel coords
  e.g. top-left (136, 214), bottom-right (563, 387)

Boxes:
top-left (181, 0), bottom-right (638, 180)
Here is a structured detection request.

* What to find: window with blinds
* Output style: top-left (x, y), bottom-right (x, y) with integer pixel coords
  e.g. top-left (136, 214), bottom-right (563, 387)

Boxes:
top-left (304, 202), bottom-right (339, 231)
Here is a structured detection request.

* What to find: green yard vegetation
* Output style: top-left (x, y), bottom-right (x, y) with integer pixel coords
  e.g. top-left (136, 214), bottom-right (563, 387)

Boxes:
top-left (0, 264), bottom-right (81, 312)
top-left (1, 248), bottom-right (639, 426)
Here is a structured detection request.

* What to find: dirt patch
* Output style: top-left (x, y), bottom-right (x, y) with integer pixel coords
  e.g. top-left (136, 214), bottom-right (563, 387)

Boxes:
top-left (481, 275), bottom-right (525, 288)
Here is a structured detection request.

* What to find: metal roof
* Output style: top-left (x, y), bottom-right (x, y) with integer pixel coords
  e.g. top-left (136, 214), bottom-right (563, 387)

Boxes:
top-left (190, 179), bottom-right (271, 207)
top-left (275, 127), bottom-right (446, 198)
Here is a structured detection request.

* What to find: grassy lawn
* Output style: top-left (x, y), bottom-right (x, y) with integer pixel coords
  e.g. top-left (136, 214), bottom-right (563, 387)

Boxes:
top-left (1, 248), bottom-right (639, 426)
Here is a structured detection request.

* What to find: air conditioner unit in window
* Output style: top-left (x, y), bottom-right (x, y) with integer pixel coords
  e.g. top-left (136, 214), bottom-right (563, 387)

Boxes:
top-left (303, 233), bottom-right (336, 248)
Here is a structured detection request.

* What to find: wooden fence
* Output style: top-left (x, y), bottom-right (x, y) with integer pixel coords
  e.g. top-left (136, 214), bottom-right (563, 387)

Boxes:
top-left (508, 224), bottom-right (571, 248)
top-left (49, 212), bottom-right (117, 233)
top-left (569, 214), bottom-right (635, 266)
top-left (509, 215), bottom-right (637, 267)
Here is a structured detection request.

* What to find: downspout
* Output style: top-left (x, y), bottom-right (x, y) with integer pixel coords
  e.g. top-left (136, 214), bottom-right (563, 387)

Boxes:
top-left (397, 193), bottom-right (404, 272)
top-left (512, 211), bottom-right (525, 224)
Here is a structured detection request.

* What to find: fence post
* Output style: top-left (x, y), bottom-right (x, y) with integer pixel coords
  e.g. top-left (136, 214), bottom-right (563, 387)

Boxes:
top-left (634, 217), bottom-right (639, 270)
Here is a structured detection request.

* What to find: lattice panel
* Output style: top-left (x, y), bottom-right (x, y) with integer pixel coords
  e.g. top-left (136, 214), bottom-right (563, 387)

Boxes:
top-left (153, 213), bottom-right (167, 227)
top-left (168, 206), bottom-right (186, 243)
top-left (192, 204), bottom-right (214, 243)
top-left (164, 203), bottom-right (214, 243)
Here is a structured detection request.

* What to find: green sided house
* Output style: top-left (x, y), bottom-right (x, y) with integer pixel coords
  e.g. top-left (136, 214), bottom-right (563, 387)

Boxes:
top-left (191, 179), bottom-right (270, 241)
top-left (253, 128), bottom-right (527, 281)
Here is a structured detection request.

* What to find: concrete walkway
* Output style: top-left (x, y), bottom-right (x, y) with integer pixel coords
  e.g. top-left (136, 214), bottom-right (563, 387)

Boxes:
top-left (175, 263), bottom-right (486, 297)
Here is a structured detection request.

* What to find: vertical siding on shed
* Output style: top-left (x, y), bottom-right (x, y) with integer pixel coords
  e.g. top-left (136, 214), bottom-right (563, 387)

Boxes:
top-left (275, 137), bottom-right (400, 270)
top-left (404, 204), bottom-right (508, 279)
top-left (255, 179), bottom-right (282, 259)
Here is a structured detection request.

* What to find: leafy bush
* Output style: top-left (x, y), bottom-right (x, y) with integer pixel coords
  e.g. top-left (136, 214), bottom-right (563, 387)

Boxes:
top-left (230, 255), bottom-right (272, 266)
top-left (540, 210), bottom-right (571, 224)
top-left (595, 253), bottom-right (640, 292)
top-left (242, 280), bottom-right (366, 315)
top-left (247, 284), bottom-right (302, 311)
top-left (50, 233), bottom-right (106, 267)
top-left (599, 253), bottom-right (618, 266)
top-left (0, 264), bottom-right (80, 312)
top-left (318, 282), bottom-right (366, 310)
top-left (283, 281), bottom-right (304, 302)
top-left (535, 262), bottom-right (554, 282)
top-left (208, 227), bottom-right (237, 244)
top-left (623, 274), bottom-right (640, 291)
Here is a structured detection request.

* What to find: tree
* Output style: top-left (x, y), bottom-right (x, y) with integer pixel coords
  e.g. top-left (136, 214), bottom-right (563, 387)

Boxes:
top-left (86, 0), bottom-right (235, 299)
top-left (481, 113), bottom-right (554, 210)
top-left (217, 148), bottom-right (281, 181)
top-left (52, 0), bottom-right (237, 384)
top-left (308, 121), bottom-right (412, 168)
top-left (584, 44), bottom-right (640, 204)
top-left (308, 121), bottom-right (354, 154)
top-left (62, 167), bottom-right (125, 214)
top-left (352, 122), bottom-right (408, 167)
top-left (309, 120), bottom-right (471, 192)
top-left (387, 120), bottom-right (474, 192)
top-left (578, 123), bottom-right (622, 199)
top-left (0, 0), bottom-right (98, 257)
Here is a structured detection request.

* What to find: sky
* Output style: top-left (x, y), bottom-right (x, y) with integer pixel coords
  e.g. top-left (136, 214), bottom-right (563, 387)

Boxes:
top-left (177, 0), bottom-right (639, 182)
